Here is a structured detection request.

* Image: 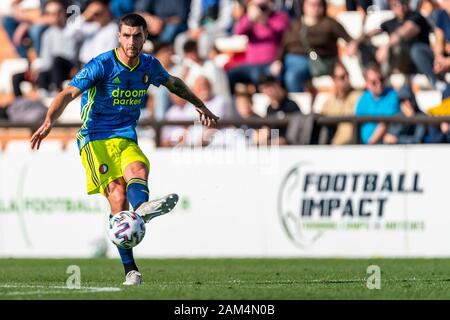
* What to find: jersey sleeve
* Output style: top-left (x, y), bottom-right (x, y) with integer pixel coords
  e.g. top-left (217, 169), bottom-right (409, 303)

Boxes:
top-left (69, 58), bottom-right (105, 92)
top-left (148, 58), bottom-right (170, 87)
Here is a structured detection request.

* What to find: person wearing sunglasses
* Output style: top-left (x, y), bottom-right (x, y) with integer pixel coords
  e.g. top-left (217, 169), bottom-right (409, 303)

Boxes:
top-left (355, 63), bottom-right (400, 144)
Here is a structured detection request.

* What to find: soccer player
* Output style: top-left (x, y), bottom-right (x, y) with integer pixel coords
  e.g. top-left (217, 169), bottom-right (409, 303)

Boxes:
top-left (30, 13), bottom-right (219, 285)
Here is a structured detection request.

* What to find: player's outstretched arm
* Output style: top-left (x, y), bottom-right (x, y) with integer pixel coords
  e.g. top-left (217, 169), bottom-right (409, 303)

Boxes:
top-left (30, 86), bottom-right (81, 150)
top-left (163, 75), bottom-right (219, 127)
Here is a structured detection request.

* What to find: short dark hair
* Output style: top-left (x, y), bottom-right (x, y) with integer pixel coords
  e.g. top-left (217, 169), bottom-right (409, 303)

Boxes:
top-left (153, 42), bottom-right (173, 55)
top-left (332, 60), bottom-right (348, 76)
top-left (258, 74), bottom-right (286, 90)
top-left (183, 40), bottom-right (198, 55)
top-left (45, 0), bottom-right (68, 11)
top-left (258, 75), bottom-right (278, 86)
top-left (363, 63), bottom-right (383, 79)
top-left (119, 13), bottom-right (148, 33)
top-left (300, 0), bottom-right (328, 18)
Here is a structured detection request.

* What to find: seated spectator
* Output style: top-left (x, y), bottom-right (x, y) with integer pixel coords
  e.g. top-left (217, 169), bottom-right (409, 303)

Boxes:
top-left (161, 94), bottom-right (198, 147)
top-left (147, 42), bottom-right (175, 120)
top-left (175, 0), bottom-right (233, 59)
top-left (357, 0), bottom-right (443, 89)
top-left (433, 0), bottom-right (450, 93)
top-left (64, 0), bottom-right (118, 66)
top-left (427, 89), bottom-right (450, 142)
top-left (355, 64), bottom-right (400, 144)
top-left (192, 76), bottom-right (231, 119)
top-left (170, 76), bottom-right (228, 146)
top-left (271, 0), bottom-right (358, 92)
top-left (259, 75), bottom-right (302, 144)
top-left (383, 85), bottom-right (427, 144)
top-left (274, 0), bottom-right (302, 18)
top-left (135, 0), bottom-right (191, 44)
top-left (2, 0), bottom-right (49, 57)
top-left (12, 0), bottom-right (76, 97)
top-left (109, 0), bottom-right (135, 18)
top-left (207, 92), bottom-right (262, 147)
top-left (172, 40), bottom-right (231, 106)
top-left (346, 0), bottom-right (373, 12)
top-left (321, 62), bottom-right (362, 145)
top-left (235, 92), bottom-right (262, 121)
top-left (227, 0), bottom-right (290, 93)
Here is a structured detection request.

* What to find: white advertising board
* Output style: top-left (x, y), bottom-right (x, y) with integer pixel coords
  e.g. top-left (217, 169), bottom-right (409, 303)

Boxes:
top-left (0, 144), bottom-right (448, 258)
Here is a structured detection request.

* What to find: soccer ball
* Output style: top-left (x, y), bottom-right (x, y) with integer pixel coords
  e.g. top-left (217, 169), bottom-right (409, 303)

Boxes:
top-left (108, 211), bottom-right (146, 249)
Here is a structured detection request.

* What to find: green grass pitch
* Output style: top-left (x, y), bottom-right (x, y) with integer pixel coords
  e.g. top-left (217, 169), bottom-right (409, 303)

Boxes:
top-left (1, 258), bottom-right (450, 299)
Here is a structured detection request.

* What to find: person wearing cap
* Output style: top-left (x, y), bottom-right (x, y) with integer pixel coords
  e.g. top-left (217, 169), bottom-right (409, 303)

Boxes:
top-left (383, 85), bottom-right (427, 144)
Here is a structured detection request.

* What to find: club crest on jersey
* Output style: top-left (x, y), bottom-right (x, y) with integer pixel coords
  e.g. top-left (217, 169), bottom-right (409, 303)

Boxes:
top-left (143, 73), bottom-right (149, 84)
top-left (99, 164), bottom-right (109, 174)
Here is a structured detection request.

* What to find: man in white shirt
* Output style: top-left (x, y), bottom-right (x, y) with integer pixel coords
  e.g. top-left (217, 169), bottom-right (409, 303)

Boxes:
top-left (64, 0), bottom-right (119, 66)
top-left (172, 39), bottom-right (232, 106)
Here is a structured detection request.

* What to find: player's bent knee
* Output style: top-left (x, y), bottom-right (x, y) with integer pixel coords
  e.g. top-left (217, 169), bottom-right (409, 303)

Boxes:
top-left (124, 161), bottom-right (149, 180)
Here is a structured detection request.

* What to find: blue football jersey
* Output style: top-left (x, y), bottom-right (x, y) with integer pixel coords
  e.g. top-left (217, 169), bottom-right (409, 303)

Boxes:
top-left (69, 49), bottom-right (169, 150)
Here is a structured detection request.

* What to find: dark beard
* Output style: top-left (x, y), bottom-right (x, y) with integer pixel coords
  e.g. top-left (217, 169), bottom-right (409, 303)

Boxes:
top-left (121, 45), bottom-right (142, 59)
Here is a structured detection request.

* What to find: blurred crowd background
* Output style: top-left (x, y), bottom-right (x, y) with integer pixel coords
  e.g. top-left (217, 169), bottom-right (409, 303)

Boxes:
top-left (1, 0), bottom-right (450, 148)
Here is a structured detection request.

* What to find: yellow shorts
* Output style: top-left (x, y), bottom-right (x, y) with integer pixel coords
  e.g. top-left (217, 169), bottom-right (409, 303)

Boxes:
top-left (80, 137), bottom-right (150, 195)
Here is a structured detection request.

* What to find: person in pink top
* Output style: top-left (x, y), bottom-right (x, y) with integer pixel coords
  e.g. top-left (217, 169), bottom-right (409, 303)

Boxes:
top-left (227, 0), bottom-right (290, 93)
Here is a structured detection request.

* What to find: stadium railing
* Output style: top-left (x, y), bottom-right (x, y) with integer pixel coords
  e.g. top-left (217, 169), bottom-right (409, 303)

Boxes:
top-left (1, 115), bottom-right (450, 147)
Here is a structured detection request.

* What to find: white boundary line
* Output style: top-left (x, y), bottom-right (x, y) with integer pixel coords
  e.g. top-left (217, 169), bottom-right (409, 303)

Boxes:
top-left (0, 284), bottom-right (122, 296)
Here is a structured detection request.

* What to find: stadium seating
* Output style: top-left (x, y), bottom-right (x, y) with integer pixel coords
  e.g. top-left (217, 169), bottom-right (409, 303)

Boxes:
top-left (364, 10), bottom-right (395, 47)
top-left (336, 11), bottom-right (364, 40)
top-left (312, 92), bottom-right (332, 114)
top-left (415, 90), bottom-right (443, 113)
top-left (0, 59), bottom-right (28, 94)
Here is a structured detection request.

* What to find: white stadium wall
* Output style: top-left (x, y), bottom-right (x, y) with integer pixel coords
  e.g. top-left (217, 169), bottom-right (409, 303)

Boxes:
top-left (0, 144), bottom-right (449, 258)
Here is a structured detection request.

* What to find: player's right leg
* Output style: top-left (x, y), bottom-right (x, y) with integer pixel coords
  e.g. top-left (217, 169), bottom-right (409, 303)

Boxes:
top-left (104, 178), bottom-right (142, 286)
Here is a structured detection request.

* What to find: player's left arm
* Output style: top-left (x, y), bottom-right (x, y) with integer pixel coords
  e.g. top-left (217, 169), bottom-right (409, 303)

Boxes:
top-left (163, 75), bottom-right (219, 127)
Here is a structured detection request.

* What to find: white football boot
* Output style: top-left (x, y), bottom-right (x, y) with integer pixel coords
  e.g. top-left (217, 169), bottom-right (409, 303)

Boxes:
top-left (123, 270), bottom-right (142, 286)
top-left (136, 193), bottom-right (179, 223)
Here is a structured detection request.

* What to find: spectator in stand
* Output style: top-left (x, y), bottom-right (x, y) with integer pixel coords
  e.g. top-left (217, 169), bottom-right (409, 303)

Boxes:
top-left (192, 76), bottom-right (231, 119)
top-left (109, 0), bottom-right (135, 18)
top-left (321, 61), bottom-right (362, 145)
top-left (172, 40), bottom-right (231, 106)
top-left (234, 92), bottom-right (262, 121)
top-left (273, 0), bottom-right (302, 18)
top-left (271, 0), bottom-right (358, 92)
top-left (175, 0), bottom-right (233, 59)
top-left (426, 89), bottom-right (450, 142)
top-left (12, 0), bottom-right (76, 97)
top-left (433, 0), bottom-right (450, 90)
top-left (345, 0), bottom-right (373, 12)
top-left (355, 64), bottom-right (400, 144)
top-left (161, 94), bottom-right (197, 147)
top-left (383, 85), bottom-right (427, 144)
top-left (135, 0), bottom-right (191, 44)
top-left (64, 0), bottom-right (118, 66)
top-left (208, 92), bottom-right (262, 147)
top-left (2, 0), bottom-right (49, 57)
top-left (259, 75), bottom-right (301, 145)
top-left (147, 42), bottom-right (175, 120)
top-left (357, 0), bottom-right (443, 89)
top-left (227, 0), bottom-right (290, 93)
top-left (163, 77), bottom-right (229, 147)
